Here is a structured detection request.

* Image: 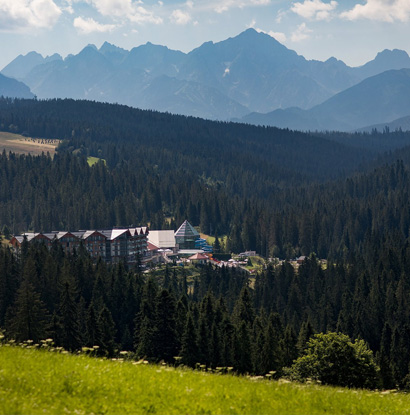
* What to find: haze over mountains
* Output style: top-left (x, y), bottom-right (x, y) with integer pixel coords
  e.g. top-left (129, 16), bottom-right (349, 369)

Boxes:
top-left (0, 73), bottom-right (34, 100)
top-left (2, 28), bottom-right (410, 131)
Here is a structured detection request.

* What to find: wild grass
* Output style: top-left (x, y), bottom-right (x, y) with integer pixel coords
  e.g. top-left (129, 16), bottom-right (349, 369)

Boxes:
top-left (1, 345), bottom-right (410, 415)
top-left (87, 156), bottom-right (106, 167)
top-left (0, 131), bottom-right (59, 156)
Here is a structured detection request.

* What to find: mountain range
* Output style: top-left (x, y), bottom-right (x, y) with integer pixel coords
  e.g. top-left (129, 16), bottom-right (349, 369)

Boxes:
top-left (0, 73), bottom-right (34, 100)
top-left (241, 68), bottom-right (410, 131)
top-left (2, 28), bottom-right (410, 131)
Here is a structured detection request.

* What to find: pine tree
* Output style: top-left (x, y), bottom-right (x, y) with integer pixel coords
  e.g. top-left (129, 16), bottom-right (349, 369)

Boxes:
top-left (261, 313), bottom-right (284, 375)
top-left (297, 320), bottom-right (315, 354)
top-left (7, 278), bottom-right (49, 343)
top-left (85, 301), bottom-right (103, 348)
top-left (98, 305), bottom-right (117, 356)
top-left (153, 289), bottom-right (178, 362)
top-left (234, 321), bottom-right (254, 374)
top-left (233, 287), bottom-right (255, 327)
top-left (281, 325), bottom-right (298, 367)
top-left (58, 281), bottom-right (82, 351)
top-left (180, 311), bottom-right (198, 367)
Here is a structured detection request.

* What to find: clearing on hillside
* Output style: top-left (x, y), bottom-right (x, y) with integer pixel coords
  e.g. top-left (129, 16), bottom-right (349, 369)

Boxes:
top-left (0, 132), bottom-right (60, 156)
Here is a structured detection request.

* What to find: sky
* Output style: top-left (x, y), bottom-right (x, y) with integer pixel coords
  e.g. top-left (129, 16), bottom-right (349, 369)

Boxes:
top-left (1, 0), bottom-right (410, 70)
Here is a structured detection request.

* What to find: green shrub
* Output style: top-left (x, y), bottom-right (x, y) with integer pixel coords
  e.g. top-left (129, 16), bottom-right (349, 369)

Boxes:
top-left (289, 332), bottom-right (381, 389)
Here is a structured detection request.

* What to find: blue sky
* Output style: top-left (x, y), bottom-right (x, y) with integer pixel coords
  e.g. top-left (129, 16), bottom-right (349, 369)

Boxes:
top-left (1, 0), bottom-right (410, 69)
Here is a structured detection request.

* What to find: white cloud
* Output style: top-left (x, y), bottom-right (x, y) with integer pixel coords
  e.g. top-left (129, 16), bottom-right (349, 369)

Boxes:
top-left (290, 22), bottom-right (312, 41)
top-left (128, 6), bottom-right (163, 24)
top-left (266, 30), bottom-right (287, 43)
top-left (213, 0), bottom-right (271, 13)
top-left (341, 0), bottom-right (410, 22)
top-left (170, 9), bottom-right (191, 25)
top-left (291, 0), bottom-right (338, 20)
top-left (276, 9), bottom-right (287, 23)
top-left (73, 16), bottom-right (116, 34)
top-left (0, 0), bottom-right (62, 32)
top-left (214, 0), bottom-right (235, 13)
top-left (86, 0), bottom-right (163, 24)
top-left (254, 27), bottom-right (287, 43)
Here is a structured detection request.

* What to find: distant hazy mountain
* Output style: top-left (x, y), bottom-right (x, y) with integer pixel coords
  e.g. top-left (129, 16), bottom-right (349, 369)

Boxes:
top-left (0, 73), bottom-right (34, 99)
top-left (2, 51), bottom-right (62, 81)
top-left (2, 29), bottom-right (410, 121)
top-left (358, 114), bottom-right (410, 133)
top-left (241, 69), bottom-right (410, 132)
top-left (354, 49), bottom-right (410, 80)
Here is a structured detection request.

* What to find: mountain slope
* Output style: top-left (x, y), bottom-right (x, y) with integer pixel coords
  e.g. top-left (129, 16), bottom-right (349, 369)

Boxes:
top-left (0, 73), bottom-right (34, 99)
top-left (354, 49), bottom-right (410, 80)
top-left (241, 69), bottom-right (410, 131)
top-left (1, 51), bottom-right (62, 80)
top-left (3, 29), bottom-right (410, 121)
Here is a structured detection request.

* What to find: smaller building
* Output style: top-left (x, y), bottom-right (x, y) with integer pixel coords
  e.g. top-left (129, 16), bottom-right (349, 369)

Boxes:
top-left (297, 256), bottom-right (307, 265)
top-left (188, 252), bottom-right (209, 265)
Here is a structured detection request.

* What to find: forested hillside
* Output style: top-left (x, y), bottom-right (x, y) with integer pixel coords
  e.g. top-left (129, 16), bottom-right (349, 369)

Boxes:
top-left (2, 231), bottom-right (410, 388)
top-left (2, 98), bottom-right (410, 258)
top-left (2, 97), bottom-right (410, 389)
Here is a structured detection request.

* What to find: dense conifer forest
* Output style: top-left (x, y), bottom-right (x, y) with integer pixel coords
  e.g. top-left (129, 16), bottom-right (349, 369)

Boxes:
top-left (2, 97), bottom-right (410, 388)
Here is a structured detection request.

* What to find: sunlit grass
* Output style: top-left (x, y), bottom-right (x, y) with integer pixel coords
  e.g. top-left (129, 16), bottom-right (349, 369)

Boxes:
top-left (87, 156), bottom-right (106, 167)
top-left (1, 345), bottom-right (410, 415)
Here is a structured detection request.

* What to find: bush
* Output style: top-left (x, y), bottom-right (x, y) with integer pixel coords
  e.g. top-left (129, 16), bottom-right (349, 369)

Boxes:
top-left (289, 332), bottom-right (380, 389)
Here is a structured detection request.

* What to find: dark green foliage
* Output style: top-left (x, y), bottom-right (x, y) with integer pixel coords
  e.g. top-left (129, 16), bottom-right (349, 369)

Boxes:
top-left (260, 313), bottom-right (284, 375)
top-left (85, 301), bottom-right (103, 348)
top-left (290, 332), bottom-right (380, 389)
top-left (98, 306), bottom-right (117, 356)
top-left (234, 321), bottom-right (253, 374)
top-left (58, 281), bottom-right (82, 351)
top-left (180, 312), bottom-right (198, 367)
top-left (153, 289), bottom-right (178, 362)
top-left (0, 240), bottom-right (409, 388)
top-left (3, 96), bottom-right (410, 386)
top-left (6, 277), bottom-right (49, 343)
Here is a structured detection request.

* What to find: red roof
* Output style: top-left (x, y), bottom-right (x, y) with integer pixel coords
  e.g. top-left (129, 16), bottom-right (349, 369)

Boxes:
top-left (188, 253), bottom-right (208, 260)
top-left (148, 242), bottom-right (159, 251)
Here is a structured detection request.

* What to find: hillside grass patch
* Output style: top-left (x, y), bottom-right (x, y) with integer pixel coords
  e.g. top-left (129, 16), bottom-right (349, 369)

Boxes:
top-left (87, 156), bottom-right (106, 167)
top-left (0, 132), bottom-right (59, 156)
top-left (1, 345), bottom-right (410, 415)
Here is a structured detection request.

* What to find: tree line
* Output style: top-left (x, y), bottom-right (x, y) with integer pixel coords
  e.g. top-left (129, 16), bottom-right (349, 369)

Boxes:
top-left (2, 235), bottom-right (410, 389)
top-left (3, 150), bottom-right (410, 261)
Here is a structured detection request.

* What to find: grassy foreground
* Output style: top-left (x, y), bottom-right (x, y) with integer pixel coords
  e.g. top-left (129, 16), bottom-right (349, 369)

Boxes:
top-left (1, 346), bottom-right (410, 415)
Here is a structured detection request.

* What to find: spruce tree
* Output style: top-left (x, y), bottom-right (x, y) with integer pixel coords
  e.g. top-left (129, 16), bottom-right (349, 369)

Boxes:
top-left (98, 305), bottom-right (117, 356)
top-left (58, 281), bottom-right (82, 351)
top-left (85, 301), bottom-right (103, 348)
top-left (180, 311), bottom-right (198, 367)
top-left (234, 321), bottom-right (254, 374)
top-left (261, 313), bottom-right (284, 375)
top-left (7, 278), bottom-right (49, 343)
top-left (153, 289), bottom-right (178, 362)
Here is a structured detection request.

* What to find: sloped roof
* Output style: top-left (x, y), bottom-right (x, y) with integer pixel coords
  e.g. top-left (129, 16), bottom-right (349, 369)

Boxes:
top-left (175, 220), bottom-right (199, 238)
top-left (147, 242), bottom-right (159, 251)
top-left (81, 230), bottom-right (106, 240)
top-left (56, 231), bottom-right (78, 240)
top-left (188, 253), bottom-right (208, 260)
top-left (148, 230), bottom-right (176, 248)
top-left (110, 229), bottom-right (130, 240)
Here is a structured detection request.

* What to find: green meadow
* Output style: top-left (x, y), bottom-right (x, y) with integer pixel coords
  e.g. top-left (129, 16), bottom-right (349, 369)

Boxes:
top-left (87, 156), bottom-right (106, 167)
top-left (1, 345), bottom-right (410, 415)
